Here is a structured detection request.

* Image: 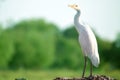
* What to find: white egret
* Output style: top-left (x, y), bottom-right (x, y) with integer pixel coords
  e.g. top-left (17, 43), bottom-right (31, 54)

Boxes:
top-left (68, 4), bottom-right (100, 77)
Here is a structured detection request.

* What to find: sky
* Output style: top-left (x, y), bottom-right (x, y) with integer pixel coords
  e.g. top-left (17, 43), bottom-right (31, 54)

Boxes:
top-left (0, 0), bottom-right (120, 40)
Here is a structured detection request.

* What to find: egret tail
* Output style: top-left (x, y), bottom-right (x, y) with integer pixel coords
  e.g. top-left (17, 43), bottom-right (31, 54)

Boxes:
top-left (90, 53), bottom-right (100, 67)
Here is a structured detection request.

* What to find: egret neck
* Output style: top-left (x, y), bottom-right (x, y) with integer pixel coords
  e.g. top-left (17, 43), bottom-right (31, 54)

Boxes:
top-left (74, 10), bottom-right (82, 34)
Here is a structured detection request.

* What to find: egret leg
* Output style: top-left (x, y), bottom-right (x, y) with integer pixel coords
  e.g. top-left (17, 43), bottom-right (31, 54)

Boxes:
top-left (82, 56), bottom-right (87, 78)
top-left (90, 61), bottom-right (92, 77)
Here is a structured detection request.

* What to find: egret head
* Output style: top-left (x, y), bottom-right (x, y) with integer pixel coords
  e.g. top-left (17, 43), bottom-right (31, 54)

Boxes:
top-left (68, 4), bottom-right (80, 11)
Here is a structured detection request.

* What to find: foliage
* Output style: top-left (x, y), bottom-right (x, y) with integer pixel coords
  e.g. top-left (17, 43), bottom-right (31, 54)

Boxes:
top-left (95, 35), bottom-right (112, 67)
top-left (63, 26), bottom-right (78, 40)
top-left (0, 19), bottom-right (59, 69)
top-left (54, 36), bottom-right (83, 69)
top-left (0, 31), bottom-right (14, 69)
top-left (0, 19), bottom-right (120, 70)
top-left (108, 33), bottom-right (120, 68)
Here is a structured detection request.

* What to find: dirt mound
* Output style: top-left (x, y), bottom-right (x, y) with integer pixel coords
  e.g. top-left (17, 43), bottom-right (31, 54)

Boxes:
top-left (54, 75), bottom-right (117, 80)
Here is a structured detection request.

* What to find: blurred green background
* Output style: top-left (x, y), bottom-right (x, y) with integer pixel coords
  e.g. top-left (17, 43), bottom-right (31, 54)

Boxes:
top-left (0, 0), bottom-right (120, 80)
top-left (0, 19), bottom-right (120, 80)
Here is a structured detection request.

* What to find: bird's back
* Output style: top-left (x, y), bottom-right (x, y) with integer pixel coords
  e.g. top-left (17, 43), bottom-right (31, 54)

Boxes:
top-left (78, 24), bottom-right (100, 67)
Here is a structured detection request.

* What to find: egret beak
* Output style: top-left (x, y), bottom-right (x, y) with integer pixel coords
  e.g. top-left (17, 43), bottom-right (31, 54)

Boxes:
top-left (68, 4), bottom-right (80, 11)
top-left (68, 4), bottom-right (74, 8)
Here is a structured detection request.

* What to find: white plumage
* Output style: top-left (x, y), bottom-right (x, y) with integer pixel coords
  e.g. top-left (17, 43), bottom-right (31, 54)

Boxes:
top-left (78, 23), bottom-right (100, 67)
top-left (69, 4), bottom-right (100, 77)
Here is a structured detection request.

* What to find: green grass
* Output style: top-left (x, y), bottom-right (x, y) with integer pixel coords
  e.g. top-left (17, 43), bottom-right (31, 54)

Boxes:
top-left (0, 69), bottom-right (119, 80)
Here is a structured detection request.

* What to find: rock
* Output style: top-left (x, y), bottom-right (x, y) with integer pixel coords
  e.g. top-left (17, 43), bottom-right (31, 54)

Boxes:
top-left (54, 75), bottom-right (117, 80)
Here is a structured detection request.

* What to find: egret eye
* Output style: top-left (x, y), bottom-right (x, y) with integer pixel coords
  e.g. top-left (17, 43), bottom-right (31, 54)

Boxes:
top-left (75, 5), bottom-right (78, 7)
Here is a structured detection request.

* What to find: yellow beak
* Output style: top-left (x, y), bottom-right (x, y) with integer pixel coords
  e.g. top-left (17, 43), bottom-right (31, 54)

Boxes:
top-left (68, 4), bottom-right (74, 8)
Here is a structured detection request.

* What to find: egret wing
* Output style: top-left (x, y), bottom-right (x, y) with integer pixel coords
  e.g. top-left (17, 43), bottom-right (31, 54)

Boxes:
top-left (78, 24), bottom-right (100, 67)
